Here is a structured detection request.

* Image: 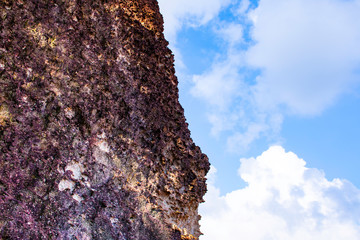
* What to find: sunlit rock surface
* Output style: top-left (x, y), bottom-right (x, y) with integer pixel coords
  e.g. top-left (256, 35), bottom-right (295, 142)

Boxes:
top-left (0, 0), bottom-right (209, 239)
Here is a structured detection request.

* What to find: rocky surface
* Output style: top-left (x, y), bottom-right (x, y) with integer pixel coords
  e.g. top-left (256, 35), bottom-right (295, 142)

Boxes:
top-left (0, 0), bottom-right (209, 239)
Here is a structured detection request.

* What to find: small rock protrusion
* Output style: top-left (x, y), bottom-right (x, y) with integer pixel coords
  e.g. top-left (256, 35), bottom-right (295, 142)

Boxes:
top-left (65, 107), bottom-right (75, 119)
top-left (58, 179), bottom-right (75, 192)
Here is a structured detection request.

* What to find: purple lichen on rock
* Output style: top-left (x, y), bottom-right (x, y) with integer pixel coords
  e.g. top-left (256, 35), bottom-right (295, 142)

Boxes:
top-left (0, 0), bottom-right (209, 239)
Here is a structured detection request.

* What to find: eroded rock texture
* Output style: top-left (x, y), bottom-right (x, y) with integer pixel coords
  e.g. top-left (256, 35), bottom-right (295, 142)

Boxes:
top-left (0, 0), bottom-right (209, 239)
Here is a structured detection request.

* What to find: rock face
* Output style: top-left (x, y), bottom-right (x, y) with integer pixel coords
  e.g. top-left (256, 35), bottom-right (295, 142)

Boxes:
top-left (0, 0), bottom-right (209, 239)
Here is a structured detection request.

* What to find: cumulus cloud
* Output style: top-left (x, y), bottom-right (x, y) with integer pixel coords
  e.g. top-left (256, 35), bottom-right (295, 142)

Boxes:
top-left (199, 146), bottom-right (360, 240)
top-left (188, 0), bottom-right (360, 151)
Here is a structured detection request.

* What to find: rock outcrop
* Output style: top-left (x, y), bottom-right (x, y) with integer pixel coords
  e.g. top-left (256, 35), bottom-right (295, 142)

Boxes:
top-left (0, 0), bottom-right (209, 239)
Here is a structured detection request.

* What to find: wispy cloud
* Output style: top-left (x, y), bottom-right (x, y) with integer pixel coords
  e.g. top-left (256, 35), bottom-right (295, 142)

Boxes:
top-left (200, 146), bottom-right (360, 239)
top-left (247, 0), bottom-right (360, 116)
top-left (158, 0), bottom-right (232, 69)
top-left (191, 52), bottom-right (245, 110)
top-left (158, 0), bottom-right (231, 43)
top-left (188, 0), bottom-right (360, 151)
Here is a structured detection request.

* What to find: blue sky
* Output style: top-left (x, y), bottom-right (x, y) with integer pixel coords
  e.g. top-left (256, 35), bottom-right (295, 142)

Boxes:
top-left (158, 0), bottom-right (360, 239)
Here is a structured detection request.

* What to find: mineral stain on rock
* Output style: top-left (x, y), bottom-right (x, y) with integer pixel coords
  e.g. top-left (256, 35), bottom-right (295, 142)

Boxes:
top-left (0, 0), bottom-right (210, 239)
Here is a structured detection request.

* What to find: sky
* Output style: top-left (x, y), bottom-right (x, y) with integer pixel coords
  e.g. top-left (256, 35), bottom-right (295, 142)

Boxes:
top-left (157, 0), bottom-right (360, 239)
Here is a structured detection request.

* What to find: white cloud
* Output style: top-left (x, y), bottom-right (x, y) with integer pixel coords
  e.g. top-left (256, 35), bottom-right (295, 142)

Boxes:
top-left (158, 0), bottom-right (231, 43)
top-left (237, 0), bottom-right (250, 15)
top-left (216, 23), bottom-right (244, 47)
top-left (208, 112), bottom-right (241, 136)
top-left (247, 0), bottom-right (360, 116)
top-left (200, 146), bottom-right (360, 240)
top-left (158, 0), bottom-right (232, 70)
top-left (191, 52), bottom-right (245, 109)
top-left (188, 0), bottom-right (360, 151)
top-left (226, 122), bottom-right (268, 152)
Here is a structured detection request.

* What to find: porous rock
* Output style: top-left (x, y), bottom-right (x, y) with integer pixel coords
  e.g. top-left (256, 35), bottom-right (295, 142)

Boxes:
top-left (0, 0), bottom-right (210, 239)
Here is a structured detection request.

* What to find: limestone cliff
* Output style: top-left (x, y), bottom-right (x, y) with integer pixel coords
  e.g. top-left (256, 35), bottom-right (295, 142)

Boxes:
top-left (0, 0), bottom-right (210, 239)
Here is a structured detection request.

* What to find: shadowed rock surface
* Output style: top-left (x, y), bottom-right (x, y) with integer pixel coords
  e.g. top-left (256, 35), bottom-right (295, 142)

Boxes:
top-left (0, 0), bottom-right (209, 239)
